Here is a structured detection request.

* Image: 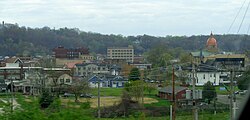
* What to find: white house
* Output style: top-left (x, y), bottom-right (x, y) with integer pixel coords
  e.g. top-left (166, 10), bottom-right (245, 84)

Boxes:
top-left (187, 64), bottom-right (220, 86)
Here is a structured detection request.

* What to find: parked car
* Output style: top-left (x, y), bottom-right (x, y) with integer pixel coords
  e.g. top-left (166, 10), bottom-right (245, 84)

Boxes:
top-left (239, 90), bottom-right (248, 95)
top-left (80, 93), bottom-right (92, 98)
top-left (63, 93), bottom-right (74, 97)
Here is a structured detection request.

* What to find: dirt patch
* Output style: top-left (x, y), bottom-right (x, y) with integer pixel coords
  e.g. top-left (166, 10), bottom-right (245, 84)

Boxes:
top-left (60, 97), bottom-right (158, 108)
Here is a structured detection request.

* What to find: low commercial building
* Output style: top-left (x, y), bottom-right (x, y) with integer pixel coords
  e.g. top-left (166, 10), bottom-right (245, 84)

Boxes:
top-left (158, 86), bottom-right (187, 100)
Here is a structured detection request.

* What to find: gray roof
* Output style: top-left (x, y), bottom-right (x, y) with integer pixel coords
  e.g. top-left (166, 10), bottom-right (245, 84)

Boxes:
top-left (159, 86), bottom-right (187, 94)
top-left (0, 79), bottom-right (5, 84)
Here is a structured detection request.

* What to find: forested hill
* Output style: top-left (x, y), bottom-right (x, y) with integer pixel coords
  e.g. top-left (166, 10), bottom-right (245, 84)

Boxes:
top-left (0, 23), bottom-right (250, 56)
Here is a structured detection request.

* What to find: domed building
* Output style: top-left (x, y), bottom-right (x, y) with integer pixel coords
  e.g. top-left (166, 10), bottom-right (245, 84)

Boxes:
top-left (189, 32), bottom-right (247, 86)
top-left (206, 32), bottom-right (218, 53)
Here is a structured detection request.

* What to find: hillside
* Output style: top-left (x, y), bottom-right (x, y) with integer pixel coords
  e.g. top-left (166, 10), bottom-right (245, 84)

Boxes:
top-left (0, 23), bottom-right (250, 56)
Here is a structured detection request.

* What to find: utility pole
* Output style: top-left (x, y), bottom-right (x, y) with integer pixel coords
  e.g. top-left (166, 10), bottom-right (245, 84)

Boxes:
top-left (97, 74), bottom-right (101, 119)
top-left (11, 77), bottom-right (14, 113)
top-left (172, 65), bottom-right (176, 120)
top-left (229, 69), bottom-right (237, 120)
top-left (233, 68), bottom-right (237, 120)
top-left (192, 63), bottom-right (198, 120)
top-left (229, 69), bottom-right (233, 120)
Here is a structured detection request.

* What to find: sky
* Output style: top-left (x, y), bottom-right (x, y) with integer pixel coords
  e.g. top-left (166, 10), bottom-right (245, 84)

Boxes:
top-left (0, 0), bottom-right (250, 36)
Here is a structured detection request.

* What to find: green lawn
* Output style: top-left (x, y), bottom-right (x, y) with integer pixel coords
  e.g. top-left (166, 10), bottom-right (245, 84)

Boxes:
top-left (90, 87), bottom-right (159, 97)
top-left (144, 94), bottom-right (171, 107)
top-left (91, 88), bottom-right (124, 97)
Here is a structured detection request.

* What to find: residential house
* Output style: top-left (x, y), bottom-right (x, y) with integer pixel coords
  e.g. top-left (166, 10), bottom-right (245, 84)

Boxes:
top-left (109, 76), bottom-right (127, 88)
top-left (88, 75), bottom-right (128, 88)
top-left (57, 74), bottom-right (72, 85)
top-left (185, 63), bottom-right (220, 86)
top-left (88, 75), bottom-right (109, 88)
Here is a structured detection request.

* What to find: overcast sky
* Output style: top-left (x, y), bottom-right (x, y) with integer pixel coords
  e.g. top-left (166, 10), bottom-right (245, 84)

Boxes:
top-left (0, 0), bottom-right (249, 36)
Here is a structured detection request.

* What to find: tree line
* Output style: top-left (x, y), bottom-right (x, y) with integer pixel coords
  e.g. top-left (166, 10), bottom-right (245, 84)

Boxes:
top-left (1, 23), bottom-right (250, 56)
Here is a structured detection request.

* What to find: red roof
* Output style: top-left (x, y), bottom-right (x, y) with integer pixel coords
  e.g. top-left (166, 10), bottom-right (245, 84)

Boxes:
top-left (64, 61), bottom-right (83, 69)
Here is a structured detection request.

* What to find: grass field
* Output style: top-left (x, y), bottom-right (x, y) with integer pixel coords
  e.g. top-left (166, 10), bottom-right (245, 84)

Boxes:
top-left (91, 88), bottom-right (124, 96)
top-left (60, 96), bottom-right (158, 108)
top-left (144, 94), bottom-right (171, 107)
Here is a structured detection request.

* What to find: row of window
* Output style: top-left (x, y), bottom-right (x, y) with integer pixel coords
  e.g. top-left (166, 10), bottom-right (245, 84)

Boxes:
top-left (109, 56), bottom-right (133, 58)
top-left (77, 67), bottom-right (107, 71)
top-left (59, 79), bottom-right (71, 83)
top-left (109, 52), bottom-right (133, 55)
top-left (203, 74), bottom-right (216, 79)
top-left (108, 49), bottom-right (133, 52)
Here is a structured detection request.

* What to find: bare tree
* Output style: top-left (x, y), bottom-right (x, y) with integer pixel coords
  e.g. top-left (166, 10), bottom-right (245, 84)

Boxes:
top-left (68, 77), bottom-right (90, 102)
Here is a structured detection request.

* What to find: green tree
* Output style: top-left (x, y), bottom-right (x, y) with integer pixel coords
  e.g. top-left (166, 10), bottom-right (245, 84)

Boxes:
top-left (128, 67), bottom-right (141, 81)
top-left (237, 68), bottom-right (250, 90)
top-left (144, 83), bottom-right (157, 95)
top-left (39, 89), bottom-right (54, 109)
top-left (202, 81), bottom-right (217, 103)
top-left (125, 80), bottom-right (144, 102)
top-left (145, 45), bottom-right (173, 67)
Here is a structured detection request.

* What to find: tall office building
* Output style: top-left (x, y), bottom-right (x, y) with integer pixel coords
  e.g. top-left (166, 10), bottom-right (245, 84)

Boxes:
top-left (107, 45), bottom-right (134, 63)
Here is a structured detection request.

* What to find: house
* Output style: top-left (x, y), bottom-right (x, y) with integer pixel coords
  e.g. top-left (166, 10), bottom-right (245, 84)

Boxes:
top-left (88, 75), bottom-right (128, 88)
top-left (109, 75), bottom-right (127, 88)
top-left (57, 74), bottom-right (72, 85)
top-left (4, 57), bottom-right (23, 65)
top-left (109, 64), bottom-right (121, 76)
top-left (88, 75), bottom-right (109, 88)
top-left (187, 63), bottom-right (220, 86)
top-left (158, 86), bottom-right (187, 100)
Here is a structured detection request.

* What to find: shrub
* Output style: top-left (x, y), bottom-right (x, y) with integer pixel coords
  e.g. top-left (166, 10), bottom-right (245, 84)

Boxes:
top-left (39, 90), bottom-right (54, 109)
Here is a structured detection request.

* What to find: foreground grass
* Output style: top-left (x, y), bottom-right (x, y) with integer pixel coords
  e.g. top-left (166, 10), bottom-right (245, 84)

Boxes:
top-left (100, 112), bottom-right (229, 120)
top-left (1, 94), bottom-right (94, 120)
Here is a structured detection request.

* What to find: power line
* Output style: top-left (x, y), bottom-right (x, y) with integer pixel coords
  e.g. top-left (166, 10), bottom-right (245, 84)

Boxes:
top-left (247, 23), bottom-right (250, 34)
top-left (227, 0), bottom-right (247, 34)
top-left (237, 0), bottom-right (250, 34)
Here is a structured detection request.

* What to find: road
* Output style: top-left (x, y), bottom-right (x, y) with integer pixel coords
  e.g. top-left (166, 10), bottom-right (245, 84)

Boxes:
top-left (217, 94), bottom-right (247, 109)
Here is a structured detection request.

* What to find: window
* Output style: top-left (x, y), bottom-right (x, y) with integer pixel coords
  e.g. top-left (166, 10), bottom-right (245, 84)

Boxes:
top-left (203, 74), bottom-right (205, 79)
top-left (60, 79), bottom-right (64, 83)
top-left (214, 74), bottom-right (216, 78)
top-left (118, 82), bottom-right (122, 86)
top-left (66, 79), bottom-right (70, 83)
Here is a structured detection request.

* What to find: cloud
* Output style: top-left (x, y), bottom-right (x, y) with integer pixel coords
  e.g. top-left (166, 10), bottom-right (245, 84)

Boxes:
top-left (0, 0), bottom-right (248, 36)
